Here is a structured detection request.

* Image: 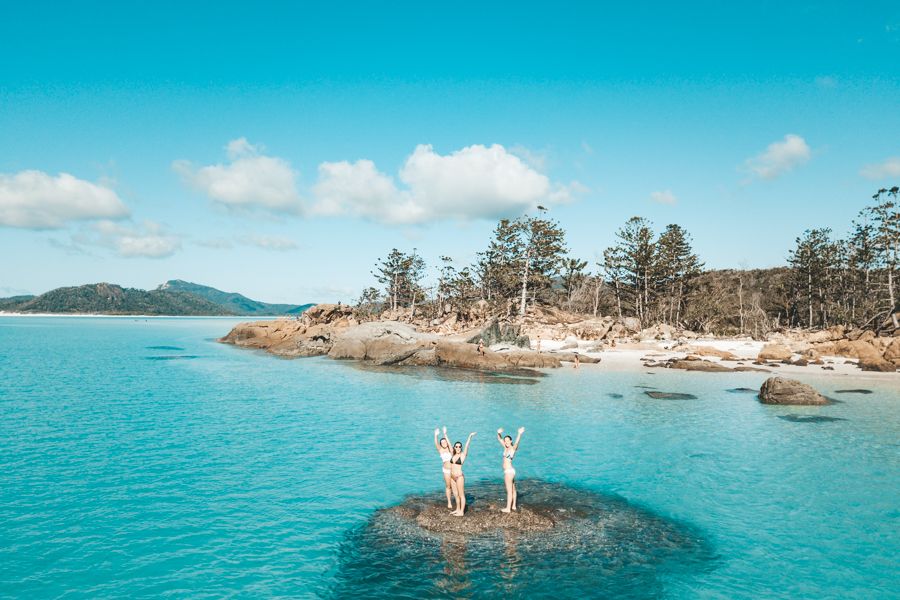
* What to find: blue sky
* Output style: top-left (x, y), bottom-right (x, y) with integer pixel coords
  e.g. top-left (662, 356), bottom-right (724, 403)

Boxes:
top-left (2, 1), bottom-right (899, 303)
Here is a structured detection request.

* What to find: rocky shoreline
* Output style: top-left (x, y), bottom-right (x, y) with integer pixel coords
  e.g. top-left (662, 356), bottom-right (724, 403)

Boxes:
top-left (219, 303), bottom-right (900, 376)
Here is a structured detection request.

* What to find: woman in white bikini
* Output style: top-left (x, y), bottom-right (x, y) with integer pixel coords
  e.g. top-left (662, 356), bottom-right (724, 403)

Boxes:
top-left (497, 426), bottom-right (525, 512)
top-left (448, 430), bottom-right (476, 517)
top-left (434, 427), bottom-right (454, 509)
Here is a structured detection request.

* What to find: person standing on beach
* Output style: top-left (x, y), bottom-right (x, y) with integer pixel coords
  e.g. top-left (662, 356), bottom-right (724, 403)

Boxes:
top-left (574, 352), bottom-right (579, 369)
top-left (477, 338), bottom-right (485, 356)
top-left (449, 430), bottom-right (476, 517)
top-left (434, 427), bottom-right (454, 510)
top-left (497, 427), bottom-right (524, 513)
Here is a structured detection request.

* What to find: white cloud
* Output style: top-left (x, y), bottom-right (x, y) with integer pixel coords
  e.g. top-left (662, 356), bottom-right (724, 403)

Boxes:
top-left (860, 157), bottom-right (900, 180)
top-left (196, 234), bottom-right (300, 251)
top-left (73, 220), bottom-right (181, 258)
top-left (312, 143), bottom-right (583, 224)
top-left (237, 234), bottom-right (299, 251)
top-left (0, 170), bottom-right (130, 229)
top-left (174, 138), bottom-right (303, 214)
top-left (225, 137), bottom-right (261, 159)
top-left (744, 134), bottom-right (811, 180)
top-left (650, 190), bottom-right (677, 205)
top-left (509, 145), bottom-right (547, 171)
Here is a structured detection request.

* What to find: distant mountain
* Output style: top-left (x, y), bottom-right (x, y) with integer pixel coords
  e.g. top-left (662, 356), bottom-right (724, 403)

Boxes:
top-left (158, 280), bottom-right (313, 316)
top-left (1, 283), bottom-right (234, 315)
top-left (0, 295), bottom-right (35, 310)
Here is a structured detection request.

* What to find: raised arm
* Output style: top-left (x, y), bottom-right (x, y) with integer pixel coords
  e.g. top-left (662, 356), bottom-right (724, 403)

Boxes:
top-left (433, 428), bottom-right (441, 451)
top-left (462, 432), bottom-right (476, 459)
top-left (496, 428), bottom-right (506, 446)
top-left (513, 427), bottom-right (525, 450)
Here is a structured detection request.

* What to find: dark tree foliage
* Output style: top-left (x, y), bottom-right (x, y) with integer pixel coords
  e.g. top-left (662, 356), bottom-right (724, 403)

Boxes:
top-left (364, 187), bottom-right (897, 334)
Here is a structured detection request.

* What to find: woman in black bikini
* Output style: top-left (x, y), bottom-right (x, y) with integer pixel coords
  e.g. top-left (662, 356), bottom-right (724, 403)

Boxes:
top-left (449, 431), bottom-right (476, 516)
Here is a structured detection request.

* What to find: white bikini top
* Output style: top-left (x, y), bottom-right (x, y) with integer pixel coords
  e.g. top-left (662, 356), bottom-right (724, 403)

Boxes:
top-left (504, 449), bottom-right (515, 461)
top-left (440, 451), bottom-right (452, 462)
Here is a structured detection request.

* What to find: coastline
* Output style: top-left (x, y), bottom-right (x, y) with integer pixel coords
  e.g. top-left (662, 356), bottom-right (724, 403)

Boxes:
top-left (218, 306), bottom-right (900, 382)
top-left (549, 338), bottom-right (900, 382)
top-left (0, 312), bottom-right (265, 319)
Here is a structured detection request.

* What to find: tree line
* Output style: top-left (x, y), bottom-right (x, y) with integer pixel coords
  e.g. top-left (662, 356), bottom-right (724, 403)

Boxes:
top-left (358, 187), bottom-right (899, 335)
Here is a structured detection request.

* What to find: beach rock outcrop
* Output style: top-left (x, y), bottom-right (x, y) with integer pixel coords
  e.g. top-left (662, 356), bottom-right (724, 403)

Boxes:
top-left (757, 344), bottom-right (793, 362)
top-left (466, 318), bottom-right (529, 347)
top-left (666, 359), bottom-right (731, 372)
top-left (222, 312), bottom-right (565, 373)
top-left (758, 377), bottom-right (828, 405)
top-left (328, 322), bottom-right (436, 364)
top-left (683, 345), bottom-right (740, 360)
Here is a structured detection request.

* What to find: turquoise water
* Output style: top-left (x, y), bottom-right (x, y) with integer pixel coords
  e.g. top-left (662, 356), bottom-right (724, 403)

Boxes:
top-left (1, 317), bottom-right (898, 598)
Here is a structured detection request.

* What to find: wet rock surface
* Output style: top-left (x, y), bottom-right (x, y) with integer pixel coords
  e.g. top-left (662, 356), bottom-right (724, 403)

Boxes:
top-left (330, 480), bottom-right (713, 598)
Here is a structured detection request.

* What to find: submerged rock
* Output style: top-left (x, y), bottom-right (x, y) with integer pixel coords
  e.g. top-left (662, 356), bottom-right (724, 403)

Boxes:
top-left (330, 480), bottom-right (712, 598)
top-left (644, 391), bottom-right (698, 400)
top-left (726, 387), bottom-right (758, 394)
top-left (834, 389), bottom-right (873, 394)
top-left (758, 377), bottom-right (828, 405)
top-left (778, 414), bottom-right (847, 423)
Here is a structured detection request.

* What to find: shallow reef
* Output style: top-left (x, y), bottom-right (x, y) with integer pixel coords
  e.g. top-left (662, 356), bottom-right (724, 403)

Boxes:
top-left (330, 480), bottom-right (713, 598)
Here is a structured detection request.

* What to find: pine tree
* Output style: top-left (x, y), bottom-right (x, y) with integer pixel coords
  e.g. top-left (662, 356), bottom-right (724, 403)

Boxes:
top-left (654, 224), bottom-right (703, 324)
top-left (868, 186), bottom-right (900, 328)
top-left (605, 217), bottom-right (656, 323)
top-left (560, 257), bottom-right (588, 303)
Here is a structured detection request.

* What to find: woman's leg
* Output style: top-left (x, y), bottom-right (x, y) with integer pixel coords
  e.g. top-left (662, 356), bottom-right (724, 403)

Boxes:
top-left (454, 476), bottom-right (466, 516)
top-left (511, 478), bottom-right (517, 510)
top-left (443, 472), bottom-right (454, 509)
top-left (501, 472), bottom-right (514, 512)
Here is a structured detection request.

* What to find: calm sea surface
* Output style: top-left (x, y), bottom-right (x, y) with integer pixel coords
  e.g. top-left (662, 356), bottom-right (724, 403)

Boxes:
top-left (1, 317), bottom-right (898, 598)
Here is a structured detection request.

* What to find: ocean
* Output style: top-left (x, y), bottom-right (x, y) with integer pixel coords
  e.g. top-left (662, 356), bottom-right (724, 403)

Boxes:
top-left (1, 317), bottom-right (897, 598)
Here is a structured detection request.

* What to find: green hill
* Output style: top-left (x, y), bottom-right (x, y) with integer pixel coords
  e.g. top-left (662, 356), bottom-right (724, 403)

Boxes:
top-left (0, 295), bottom-right (35, 310)
top-left (158, 280), bottom-right (313, 316)
top-left (2, 283), bottom-right (234, 315)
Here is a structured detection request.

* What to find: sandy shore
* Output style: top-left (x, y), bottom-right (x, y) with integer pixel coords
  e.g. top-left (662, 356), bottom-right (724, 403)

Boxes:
top-left (514, 337), bottom-right (900, 382)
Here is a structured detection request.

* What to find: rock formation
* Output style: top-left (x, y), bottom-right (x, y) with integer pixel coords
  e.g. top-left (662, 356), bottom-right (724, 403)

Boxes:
top-left (331, 480), bottom-right (712, 598)
top-left (220, 304), bottom-right (562, 372)
top-left (758, 377), bottom-right (829, 405)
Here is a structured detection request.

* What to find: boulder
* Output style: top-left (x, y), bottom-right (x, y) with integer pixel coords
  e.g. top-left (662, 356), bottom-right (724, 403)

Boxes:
top-left (573, 318), bottom-right (614, 340)
top-left (883, 337), bottom-right (900, 364)
top-left (621, 317), bottom-right (642, 334)
top-left (666, 359), bottom-right (731, 372)
top-left (758, 377), bottom-right (828, 405)
top-left (813, 339), bottom-right (883, 362)
top-left (757, 344), bottom-right (793, 362)
top-left (806, 325), bottom-right (846, 343)
top-left (467, 319), bottom-right (530, 348)
top-left (685, 345), bottom-right (739, 361)
top-left (551, 352), bottom-right (601, 364)
top-left (328, 322), bottom-right (435, 364)
top-left (858, 358), bottom-right (897, 372)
